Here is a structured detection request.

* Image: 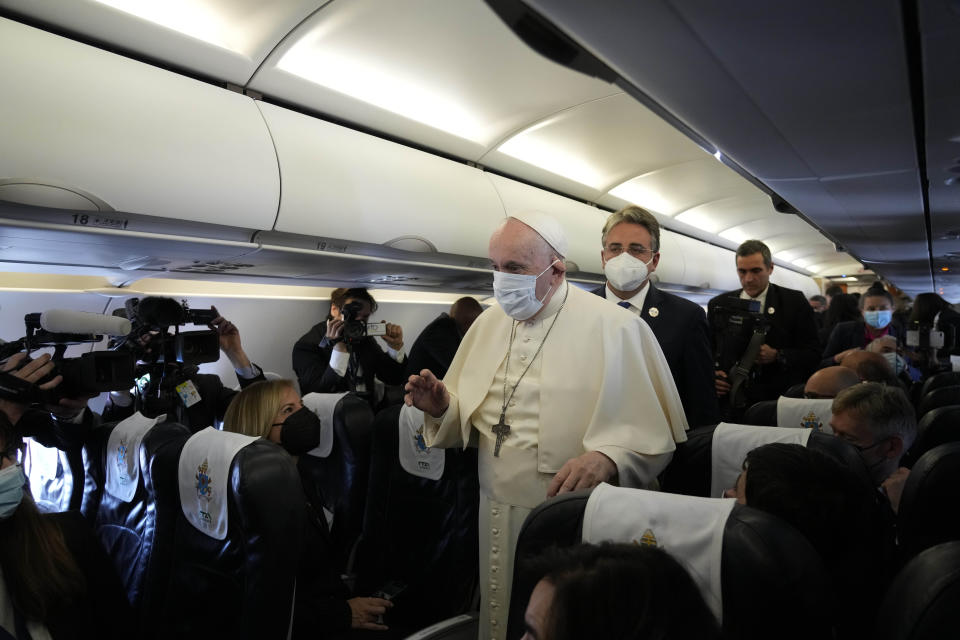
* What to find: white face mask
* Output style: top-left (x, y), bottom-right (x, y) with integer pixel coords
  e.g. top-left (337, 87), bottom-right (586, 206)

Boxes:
top-left (493, 260), bottom-right (559, 321)
top-left (604, 252), bottom-right (653, 291)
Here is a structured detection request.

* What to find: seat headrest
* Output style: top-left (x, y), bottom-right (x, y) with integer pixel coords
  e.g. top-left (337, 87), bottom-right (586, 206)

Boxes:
top-left (710, 423), bottom-right (812, 497)
top-left (876, 541), bottom-right (960, 640)
top-left (898, 442), bottom-right (960, 560)
top-left (178, 427), bottom-right (258, 539)
top-left (776, 397), bottom-right (834, 433)
top-left (397, 404), bottom-right (445, 480)
top-left (106, 411), bottom-right (167, 502)
top-left (582, 483), bottom-right (734, 620)
top-left (302, 392), bottom-right (348, 458)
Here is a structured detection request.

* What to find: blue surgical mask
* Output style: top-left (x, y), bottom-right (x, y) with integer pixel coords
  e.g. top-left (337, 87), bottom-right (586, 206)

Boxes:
top-left (0, 465), bottom-right (25, 520)
top-left (863, 309), bottom-right (893, 329)
top-left (883, 351), bottom-right (906, 375)
top-left (492, 260), bottom-right (559, 321)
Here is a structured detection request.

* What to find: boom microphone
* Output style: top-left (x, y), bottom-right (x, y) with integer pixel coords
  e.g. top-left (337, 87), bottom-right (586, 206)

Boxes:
top-left (39, 310), bottom-right (132, 336)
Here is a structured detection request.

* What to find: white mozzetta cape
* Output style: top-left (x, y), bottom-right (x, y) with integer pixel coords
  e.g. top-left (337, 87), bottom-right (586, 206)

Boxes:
top-left (424, 283), bottom-right (688, 481)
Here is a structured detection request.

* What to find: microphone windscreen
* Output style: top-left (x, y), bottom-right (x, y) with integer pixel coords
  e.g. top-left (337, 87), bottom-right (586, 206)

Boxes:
top-left (40, 310), bottom-right (133, 336)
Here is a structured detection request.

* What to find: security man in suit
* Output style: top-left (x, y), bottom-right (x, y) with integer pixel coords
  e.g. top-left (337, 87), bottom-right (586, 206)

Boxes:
top-left (293, 287), bottom-right (407, 406)
top-left (710, 239), bottom-right (820, 405)
top-left (591, 206), bottom-right (719, 427)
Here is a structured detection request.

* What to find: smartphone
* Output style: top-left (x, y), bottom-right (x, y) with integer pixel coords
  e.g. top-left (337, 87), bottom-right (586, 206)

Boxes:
top-left (372, 580), bottom-right (406, 625)
top-left (366, 322), bottom-right (388, 337)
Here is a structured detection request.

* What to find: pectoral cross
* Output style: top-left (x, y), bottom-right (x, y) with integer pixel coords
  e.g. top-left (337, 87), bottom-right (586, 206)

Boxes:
top-left (493, 412), bottom-right (511, 457)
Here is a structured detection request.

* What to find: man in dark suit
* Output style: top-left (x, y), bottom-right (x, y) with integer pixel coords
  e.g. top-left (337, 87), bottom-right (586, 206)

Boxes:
top-left (293, 287), bottom-right (407, 405)
top-left (709, 240), bottom-right (820, 407)
top-left (405, 297), bottom-right (483, 380)
top-left (591, 206), bottom-right (718, 427)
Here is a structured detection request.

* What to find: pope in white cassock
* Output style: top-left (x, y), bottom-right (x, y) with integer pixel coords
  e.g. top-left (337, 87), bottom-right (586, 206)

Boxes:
top-left (404, 211), bottom-right (688, 640)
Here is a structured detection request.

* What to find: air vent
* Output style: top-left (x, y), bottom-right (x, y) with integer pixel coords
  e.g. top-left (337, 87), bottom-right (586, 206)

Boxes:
top-left (177, 261), bottom-right (256, 273)
top-left (941, 230), bottom-right (960, 240)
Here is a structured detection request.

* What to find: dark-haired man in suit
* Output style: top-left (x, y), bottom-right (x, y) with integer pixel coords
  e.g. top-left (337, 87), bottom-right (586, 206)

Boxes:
top-left (591, 206), bottom-right (718, 427)
top-left (710, 240), bottom-right (820, 405)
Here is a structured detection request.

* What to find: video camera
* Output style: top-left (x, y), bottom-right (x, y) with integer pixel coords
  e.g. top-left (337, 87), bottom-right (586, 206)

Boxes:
top-left (118, 297), bottom-right (220, 367)
top-left (0, 310), bottom-right (136, 405)
top-left (907, 321), bottom-right (957, 375)
top-left (340, 300), bottom-right (387, 346)
top-left (711, 296), bottom-right (771, 420)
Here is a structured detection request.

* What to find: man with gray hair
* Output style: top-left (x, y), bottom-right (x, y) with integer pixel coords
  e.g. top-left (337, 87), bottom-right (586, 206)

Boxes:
top-left (592, 205), bottom-right (718, 426)
top-left (405, 210), bottom-right (687, 639)
top-left (829, 382), bottom-right (916, 490)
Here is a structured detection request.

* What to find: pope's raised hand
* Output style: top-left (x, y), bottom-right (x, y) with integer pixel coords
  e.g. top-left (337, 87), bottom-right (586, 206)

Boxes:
top-left (404, 369), bottom-right (449, 418)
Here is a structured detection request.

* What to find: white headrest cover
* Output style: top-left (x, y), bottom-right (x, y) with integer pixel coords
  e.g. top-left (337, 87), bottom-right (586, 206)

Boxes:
top-left (178, 427), bottom-right (257, 540)
top-left (583, 483), bottom-right (734, 621)
top-left (397, 405), bottom-right (445, 480)
top-left (106, 412), bottom-right (166, 502)
top-left (302, 392), bottom-right (348, 458)
top-left (776, 397), bottom-right (834, 434)
top-left (710, 423), bottom-right (812, 498)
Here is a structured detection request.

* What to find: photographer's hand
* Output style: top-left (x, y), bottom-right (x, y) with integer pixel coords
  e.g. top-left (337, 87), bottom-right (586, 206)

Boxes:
top-left (714, 370), bottom-right (731, 398)
top-left (326, 317), bottom-right (348, 353)
top-left (0, 353), bottom-right (62, 425)
top-left (210, 306), bottom-right (252, 370)
top-left (383, 323), bottom-right (403, 350)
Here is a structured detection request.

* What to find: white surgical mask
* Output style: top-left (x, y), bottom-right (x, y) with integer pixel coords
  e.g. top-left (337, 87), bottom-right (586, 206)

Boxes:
top-left (604, 252), bottom-right (653, 291)
top-left (0, 465), bottom-right (25, 520)
top-left (493, 260), bottom-right (559, 321)
top-left (863, 309), bottom-right (893, 330)
top-left (883, 351), bottom-right (906, 375)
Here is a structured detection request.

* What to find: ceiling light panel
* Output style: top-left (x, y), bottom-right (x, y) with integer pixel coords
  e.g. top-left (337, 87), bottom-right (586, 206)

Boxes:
top-left (609, 157), bottom-right (753, 216)
top-left (493, 93), bottom-right (705, 190)
top-left (254, 0), bottom-right (617, 158)
top-left (2, 0), bottom-right (320, 83)
top-left (673, 195), bottom-right (772, 232)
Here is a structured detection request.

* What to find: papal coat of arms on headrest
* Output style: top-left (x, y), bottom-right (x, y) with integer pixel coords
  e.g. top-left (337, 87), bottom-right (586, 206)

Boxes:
top-left (196, 458), bottom-right (212, 500)
top-left (116, 438), bottom-right (129, 482)
top-left (414, 425), bottom-right (430, 454)
top-left (800, 411), bottom-right (823, 432)
top-left (634, 528), bottom-right (659, 547)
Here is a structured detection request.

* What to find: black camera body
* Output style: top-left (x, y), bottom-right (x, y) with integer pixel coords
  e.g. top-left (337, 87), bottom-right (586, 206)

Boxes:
top-left (711, 297), bottom-right (769, 373)
top-left (123, 297), bottom-right (220, 367)
top-left (340, 300), bottom-right (370, 345)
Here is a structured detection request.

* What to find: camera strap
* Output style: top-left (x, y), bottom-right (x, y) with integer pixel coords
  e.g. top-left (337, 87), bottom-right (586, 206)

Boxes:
top-left (727, 323), bottom-right (769, 410)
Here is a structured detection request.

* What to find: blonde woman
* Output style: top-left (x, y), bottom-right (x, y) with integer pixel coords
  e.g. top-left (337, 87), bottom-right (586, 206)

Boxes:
top-left (224, 380), bottom-right (392, 636)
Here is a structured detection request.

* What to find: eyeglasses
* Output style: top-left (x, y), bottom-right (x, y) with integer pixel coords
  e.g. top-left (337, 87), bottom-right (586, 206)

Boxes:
top-left (604, 245), bottom-right (655, 259)
top-left (836, 434), bottom-right (889, 454)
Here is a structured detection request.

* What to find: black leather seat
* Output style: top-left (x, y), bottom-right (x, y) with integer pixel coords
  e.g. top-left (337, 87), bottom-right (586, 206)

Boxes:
top-left (917, 385), bottom-right (960, 418)
top-left (742, 400), bottom-right (777, 426)
top-left (897, 442), bottom-right (960, 561)
top-left (298, 393), bottom-right (375, 574)
top-left (156, 434), bottom-right (305, 638)
top-left (919, 371), bottom-right (960, 399)
top-left (507, 490), bottom-right (834, 640)
top-left (876, 541), bottom-right (960, 640)
top-left (660, 425), bottom-right (872, 497)
top-left (901, 405), bottom-right (960, 468)
top-left (86, 420), bottom-right (191, 631)
top-left (355, 405), bottom-right (480, 634)
top-left (783, 383), bottom-right (806, 398)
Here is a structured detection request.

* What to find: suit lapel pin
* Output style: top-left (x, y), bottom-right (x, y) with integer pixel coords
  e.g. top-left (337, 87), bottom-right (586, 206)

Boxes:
top-left (767, 306), bottom-right (775, 315)
top-left (648, 307), bottom-right (659, 318)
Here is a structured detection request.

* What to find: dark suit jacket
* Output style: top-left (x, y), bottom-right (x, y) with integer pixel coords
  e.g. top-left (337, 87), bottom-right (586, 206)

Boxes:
top-left (293, 322), bottom-right (406, 398)
top-left (593, 283), bottom-right (719, 427)
top-left (708, 283), bottom-right (820, 403)
top-left (820, 320), bottom-right (903, 368)
top-left (405, 313), bottom-right (463, 380)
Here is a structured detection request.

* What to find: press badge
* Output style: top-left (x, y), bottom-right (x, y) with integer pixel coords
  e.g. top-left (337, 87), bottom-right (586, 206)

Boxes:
top-left (175, 380), bottom-right (202, 408)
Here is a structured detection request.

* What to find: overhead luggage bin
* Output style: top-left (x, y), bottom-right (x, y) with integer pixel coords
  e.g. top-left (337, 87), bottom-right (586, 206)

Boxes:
top-left (259, 102), bottom-right (505, 260)
top-left (0, 18), bottom-right (280, 230)
top-left (671, 234), bottom-right (738, 293)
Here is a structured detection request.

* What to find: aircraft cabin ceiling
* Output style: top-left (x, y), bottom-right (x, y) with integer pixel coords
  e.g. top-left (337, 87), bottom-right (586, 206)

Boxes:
top-left (0, 0), bottom-right (869, 288)
top-left (488, 0), bottom-right (960, 299)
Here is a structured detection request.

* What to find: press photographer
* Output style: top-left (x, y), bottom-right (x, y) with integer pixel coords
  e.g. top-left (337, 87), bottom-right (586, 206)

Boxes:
top-left (293, 288), bottom-right (407, 406)
top-left (103, 297), bottom-right (264, 431)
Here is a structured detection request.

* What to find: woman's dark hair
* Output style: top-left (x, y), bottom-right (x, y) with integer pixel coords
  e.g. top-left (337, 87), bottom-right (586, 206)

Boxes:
top-left (908, 292), bottom-right (950, 325)
top-left (0, 412), bottom-right (86, 621)
top-left (525, 542), bottom-right (720, 640)
top-left (822, 293), bottom-right (861, 333)
top-left (860, 284), bottom-right (894, 309)
top-left (743, 443), bottom-right (887, 635)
